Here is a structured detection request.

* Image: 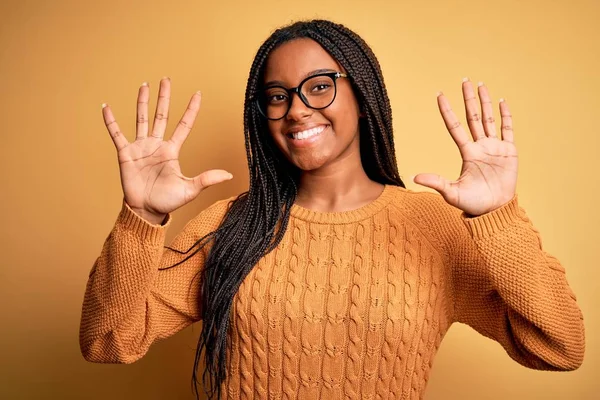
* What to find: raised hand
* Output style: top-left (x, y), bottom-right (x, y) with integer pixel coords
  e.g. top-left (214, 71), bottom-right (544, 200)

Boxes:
top-left (413, 78), bottom-right (518, 217)
top-left (102, 77), bottom-right (233, 224)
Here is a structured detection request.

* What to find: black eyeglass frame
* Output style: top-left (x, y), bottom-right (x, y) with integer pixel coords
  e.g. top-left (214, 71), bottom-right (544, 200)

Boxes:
top-left (255, 71), bottom-right (350, 121)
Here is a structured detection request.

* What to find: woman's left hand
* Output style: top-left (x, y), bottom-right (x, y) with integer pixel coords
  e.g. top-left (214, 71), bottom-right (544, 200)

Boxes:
top-left (413, 78), bottom-right (518, 217)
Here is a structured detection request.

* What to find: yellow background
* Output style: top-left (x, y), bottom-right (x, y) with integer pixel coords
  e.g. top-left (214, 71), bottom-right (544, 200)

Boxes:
top-left (1, 0), bottom-right (598, 398)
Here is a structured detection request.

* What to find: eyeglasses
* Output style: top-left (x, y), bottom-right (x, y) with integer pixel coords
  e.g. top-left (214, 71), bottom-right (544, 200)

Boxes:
top-left (256, 71), bottom-right (349, 120)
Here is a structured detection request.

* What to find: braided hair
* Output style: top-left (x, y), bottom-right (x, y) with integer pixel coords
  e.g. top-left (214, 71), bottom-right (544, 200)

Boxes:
top-left (166, 19), bottom-right (405, 399)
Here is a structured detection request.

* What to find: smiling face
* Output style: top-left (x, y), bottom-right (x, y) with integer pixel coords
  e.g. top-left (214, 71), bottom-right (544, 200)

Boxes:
top-left (262, 38), bottom-right (363, 172)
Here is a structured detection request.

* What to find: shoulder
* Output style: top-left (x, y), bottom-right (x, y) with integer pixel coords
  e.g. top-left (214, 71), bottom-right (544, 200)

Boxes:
top-left (184, 194), bottom-right (241, 235)
top-left (386, 185), bottom-right (463, 221)
top-left (385, 185), bottom-right (468, 248)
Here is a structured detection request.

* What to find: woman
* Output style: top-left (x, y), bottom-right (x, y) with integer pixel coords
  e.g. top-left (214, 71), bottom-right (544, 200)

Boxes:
top-left (79, 19), bottom-right (585, 400)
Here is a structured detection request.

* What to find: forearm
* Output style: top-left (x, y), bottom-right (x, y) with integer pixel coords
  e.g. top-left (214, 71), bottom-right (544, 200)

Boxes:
top-left (455, 196), bottom-right (585, 369)
top-left (79, 200), bottom-right (170, 363)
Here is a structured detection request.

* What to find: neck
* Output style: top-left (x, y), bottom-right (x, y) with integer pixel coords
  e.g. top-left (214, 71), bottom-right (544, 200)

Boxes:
top-left (296, 155), bottom-right (384, 213)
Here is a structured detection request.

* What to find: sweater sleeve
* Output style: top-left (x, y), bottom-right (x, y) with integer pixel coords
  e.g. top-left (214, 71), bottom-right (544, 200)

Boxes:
top-left (445, 194), bottom-right (585, 370)
top-left (79, 197), bottom-right (232, 364)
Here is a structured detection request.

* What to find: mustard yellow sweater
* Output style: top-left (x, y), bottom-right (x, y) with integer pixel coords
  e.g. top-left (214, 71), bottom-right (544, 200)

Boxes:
top-left (79, 185), bottom-right (585, 399)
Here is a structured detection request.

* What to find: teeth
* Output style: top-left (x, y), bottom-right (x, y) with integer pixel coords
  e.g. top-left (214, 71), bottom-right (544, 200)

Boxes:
top-left (290, 126), bottom-right (326, 140)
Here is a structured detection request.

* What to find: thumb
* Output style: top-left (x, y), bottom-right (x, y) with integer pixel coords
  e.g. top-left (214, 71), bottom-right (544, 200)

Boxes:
top-left (413, 173), bottom-right (451, 196)
top-left (187, 169), bottom-right (233, 197)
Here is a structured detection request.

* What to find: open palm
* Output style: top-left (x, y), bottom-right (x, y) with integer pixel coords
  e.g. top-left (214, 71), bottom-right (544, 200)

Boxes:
top-left (102, 78), bottom-right (232, 222)
top-left (414, 79), bottom-right (518, 216)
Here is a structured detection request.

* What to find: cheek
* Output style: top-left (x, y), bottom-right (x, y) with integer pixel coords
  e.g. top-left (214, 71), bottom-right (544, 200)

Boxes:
top-left (328, 87), bottom-right (361, 131)
top-left (267, 120), bottom-right (284, 142)
top-left (327, 103), bottom-right (360, 137)
top-left (267, 120), bottom-right (292, 157)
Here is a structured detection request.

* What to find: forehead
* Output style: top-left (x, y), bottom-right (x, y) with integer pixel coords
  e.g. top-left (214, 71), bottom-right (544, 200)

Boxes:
top-left (264, 38), bottom-right (343, 84)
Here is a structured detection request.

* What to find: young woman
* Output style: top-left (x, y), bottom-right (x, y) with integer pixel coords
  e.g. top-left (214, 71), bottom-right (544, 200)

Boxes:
top-left (80, 19), bottom-right (585, 400)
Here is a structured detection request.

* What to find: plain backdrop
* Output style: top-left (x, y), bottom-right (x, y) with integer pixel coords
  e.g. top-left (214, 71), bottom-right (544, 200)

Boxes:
top-left (0, 0), bottom-right (598, 398)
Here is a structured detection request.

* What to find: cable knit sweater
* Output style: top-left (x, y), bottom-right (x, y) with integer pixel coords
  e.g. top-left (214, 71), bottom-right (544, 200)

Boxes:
top-left (79, 185), bottom-right (585, 399)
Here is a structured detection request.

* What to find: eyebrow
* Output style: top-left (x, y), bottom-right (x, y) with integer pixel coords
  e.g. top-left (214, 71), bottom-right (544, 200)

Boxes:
top-left (263, 68), bottom-right (336, 88)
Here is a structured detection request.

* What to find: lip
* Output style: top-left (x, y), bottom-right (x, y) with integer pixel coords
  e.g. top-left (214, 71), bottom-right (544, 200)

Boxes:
top-left (286, 123), bottom-right (329, 135)
top-left (285, 124), bottom-right (329, 148)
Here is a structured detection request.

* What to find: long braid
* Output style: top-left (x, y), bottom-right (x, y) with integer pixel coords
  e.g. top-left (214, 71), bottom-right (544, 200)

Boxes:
top-left (158, 19), bottom-right (405, 399)
top-left (318, 23), bottom-right (400, 183)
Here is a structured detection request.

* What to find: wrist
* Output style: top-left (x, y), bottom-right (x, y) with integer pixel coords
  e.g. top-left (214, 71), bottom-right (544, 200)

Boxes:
top-left (130, 206), bottom-right (167, 225)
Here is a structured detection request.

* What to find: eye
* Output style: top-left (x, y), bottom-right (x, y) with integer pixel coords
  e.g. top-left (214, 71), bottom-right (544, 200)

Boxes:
top-left (267, 94), bottom-right (288, 104)
top-left (263, 87), bottom-right (288, 105)
top-left (307, 79), bottom-right (334, 96)
top-left (311, 83), bottom-right (332, 92)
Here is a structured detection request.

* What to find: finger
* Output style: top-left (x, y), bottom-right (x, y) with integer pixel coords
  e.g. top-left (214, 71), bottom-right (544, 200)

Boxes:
top-left (151, 77), bottom-right (171, 139)
top-left (437, 92), bottom-right (469, 149)
top-left (499, 99), bottom-right (515, 143)
top-left (477, 82), bottom-right (497, 138)
top-left (102, 103), bottom-right (129, 151)
top-left (462, 78), bottom-right (486, 141)
top-left (187, 169), bottom-right (233, 197)
top-left (136, 82), bottom-right (150, 139)
top-left (413, 173), bottom-right (457, 199)
top-left (171, 91), bottom-right (202, 148)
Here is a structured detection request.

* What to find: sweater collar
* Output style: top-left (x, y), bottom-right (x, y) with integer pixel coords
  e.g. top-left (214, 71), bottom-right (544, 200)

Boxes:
top-left (289, 184), bottom-right (396, 224)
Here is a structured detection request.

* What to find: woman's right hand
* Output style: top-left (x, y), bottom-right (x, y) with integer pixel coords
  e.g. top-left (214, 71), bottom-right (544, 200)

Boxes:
top-left (101, 77), bottom-right (233, 224)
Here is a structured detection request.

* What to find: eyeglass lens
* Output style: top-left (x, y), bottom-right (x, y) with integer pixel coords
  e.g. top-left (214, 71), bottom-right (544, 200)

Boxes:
top-left (259, 74), bottom-right (337, 120)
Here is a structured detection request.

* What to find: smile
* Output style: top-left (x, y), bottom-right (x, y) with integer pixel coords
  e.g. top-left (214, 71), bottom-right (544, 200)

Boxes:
top-left (287, 125), bottom-right (327, 141)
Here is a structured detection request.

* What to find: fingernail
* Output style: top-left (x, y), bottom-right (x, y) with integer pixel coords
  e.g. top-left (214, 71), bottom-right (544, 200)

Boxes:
top-left (141, 82), bottom-right (148, 86)
top-left (436, 91), bottom-right (443, 97)
top-left (196, 90), bottom-right (202, 96)
top-left (477, 81), bottom-right (484, 87)
top-left (462, 77), bottom-right (469, 82)
top-left (162, 76), bottom-right (170, 81)
top-left (101, 103), bottom-right (108, 109)
top-left (499, 98), bottom-right (505, 102)
top-left (228, 173), bottom-right (233, 179)
top-left (409, 175), bottom-right (415, 182)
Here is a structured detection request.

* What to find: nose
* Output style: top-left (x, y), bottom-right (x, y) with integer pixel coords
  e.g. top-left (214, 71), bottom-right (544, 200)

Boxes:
top-left (285, 92), bottom-right (312, 121)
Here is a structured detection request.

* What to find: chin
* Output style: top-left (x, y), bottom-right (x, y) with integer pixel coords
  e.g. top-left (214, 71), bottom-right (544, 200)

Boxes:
top-left (288, 149), bottom-right (333, 171)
